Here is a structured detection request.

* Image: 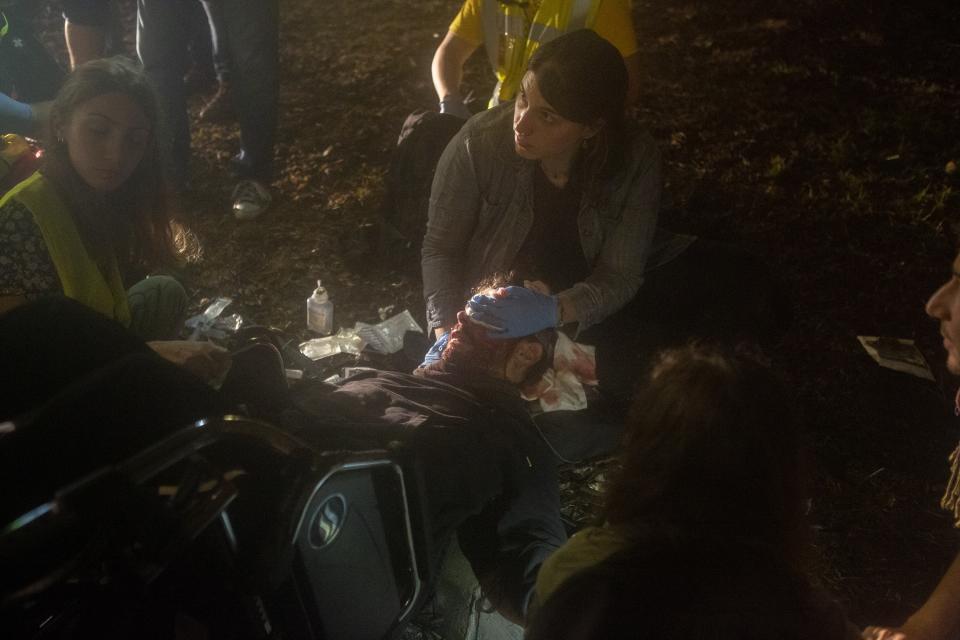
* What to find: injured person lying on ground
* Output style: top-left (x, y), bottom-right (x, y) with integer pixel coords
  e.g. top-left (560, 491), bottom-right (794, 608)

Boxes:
top-left (0, 288), bottom-right (569, 636)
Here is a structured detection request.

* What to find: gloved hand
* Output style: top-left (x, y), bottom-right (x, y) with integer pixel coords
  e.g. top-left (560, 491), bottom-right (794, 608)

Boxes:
top-left (439, 94), bottom-right (472, 119)
top-left (465, 286), bottom-right (559, 339)
top-left (420, 331), bottom-right (450, 367)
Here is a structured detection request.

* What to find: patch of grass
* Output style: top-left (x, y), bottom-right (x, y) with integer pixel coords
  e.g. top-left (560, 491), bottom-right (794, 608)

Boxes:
top-left (912, 183), bottom-right (956, 219)
top-left (769, 61), bottom-right (810, 77)
top-left (767, 154), bottom-right (789, 177)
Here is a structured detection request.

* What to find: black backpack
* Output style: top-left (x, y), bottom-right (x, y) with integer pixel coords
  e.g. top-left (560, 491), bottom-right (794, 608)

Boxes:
top-left (377, 111), bottom-right (465, 272)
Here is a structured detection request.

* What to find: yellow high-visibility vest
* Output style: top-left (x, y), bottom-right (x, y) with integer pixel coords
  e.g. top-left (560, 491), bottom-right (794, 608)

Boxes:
top-left (481, 0), bottom-right (602, 106)
top-left (2, 171), bottom-right (131, 326)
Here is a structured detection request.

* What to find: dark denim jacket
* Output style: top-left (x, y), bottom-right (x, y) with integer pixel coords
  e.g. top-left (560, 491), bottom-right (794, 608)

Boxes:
top-left (422, 103), bottom-right (692, 332)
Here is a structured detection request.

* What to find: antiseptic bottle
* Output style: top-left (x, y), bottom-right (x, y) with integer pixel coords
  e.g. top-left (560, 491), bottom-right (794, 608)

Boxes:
top-left (306, 280), bottom-right (334, 334)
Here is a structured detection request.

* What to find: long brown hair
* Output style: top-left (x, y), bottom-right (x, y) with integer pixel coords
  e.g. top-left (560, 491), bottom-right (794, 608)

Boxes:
top-left (604, 343), bottom-right (807, 563)
top-left (42, 56), bottom-right (176, 277)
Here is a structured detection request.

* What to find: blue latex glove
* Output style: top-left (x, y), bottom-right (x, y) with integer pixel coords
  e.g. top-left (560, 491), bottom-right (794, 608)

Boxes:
top-left (420, 332), bottom-right (450, 367)
top-left (465, 286), bottom-right (559, 339)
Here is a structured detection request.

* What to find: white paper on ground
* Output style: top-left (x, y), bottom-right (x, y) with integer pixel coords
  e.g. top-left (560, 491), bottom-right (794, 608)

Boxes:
top-left (857, 336), bottom-right (935, 381)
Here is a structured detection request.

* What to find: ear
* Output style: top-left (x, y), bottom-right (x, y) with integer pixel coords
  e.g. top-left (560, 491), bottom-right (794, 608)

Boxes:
top-left (50, 113), bottom-right (65, 142)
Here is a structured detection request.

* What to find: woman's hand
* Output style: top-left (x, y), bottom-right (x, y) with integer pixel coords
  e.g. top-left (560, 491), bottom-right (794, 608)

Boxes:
top-left (148, 340), bottom-right (232, 383)
top-left (465, 286), bottom-right (559, 338)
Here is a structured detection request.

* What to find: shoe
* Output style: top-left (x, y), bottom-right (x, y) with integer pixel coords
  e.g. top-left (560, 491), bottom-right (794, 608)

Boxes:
top-left (199, 81), bottom-right (234, 123)
top-left (231, 180), bottom-right (272, 220)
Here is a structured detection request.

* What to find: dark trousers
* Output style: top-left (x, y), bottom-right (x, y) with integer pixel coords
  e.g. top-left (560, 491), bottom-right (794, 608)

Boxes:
top-left (187, 0), bottom-right (232, 83)
top-left (0, 6), bottom-right (64, 103)
top-left (580, 239), bottom-right (791, 410)
top-left (137, 0), bottom-right (278, 185)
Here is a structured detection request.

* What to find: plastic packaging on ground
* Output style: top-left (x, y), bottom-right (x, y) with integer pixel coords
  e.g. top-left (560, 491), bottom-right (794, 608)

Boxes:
top-left (298, 309), bottom-right (424, 361)
top-left (299, 327), bottom-right (365, 360)
top-left (185, 297), bottom-right (244, 340)
top-left (354, 310), bottom-right (423, 354)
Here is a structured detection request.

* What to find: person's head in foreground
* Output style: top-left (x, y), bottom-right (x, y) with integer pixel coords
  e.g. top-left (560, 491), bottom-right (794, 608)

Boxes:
top-left (44, 55), bottom-right (175, 270)
top-left (866, 248), bottom-right (960, 640)
top-left (525, 344), bottom-right (858, 639)
top-left (605, 343), bottom-right (805, 554)
top-left (926, 249), bottom-right (960, 376)
top-left (513, 29), bottom-right (628, 182)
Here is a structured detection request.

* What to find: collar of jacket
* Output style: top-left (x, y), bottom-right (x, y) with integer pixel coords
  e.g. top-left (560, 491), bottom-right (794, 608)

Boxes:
top-left (415, 364), bottom-right (529, 416)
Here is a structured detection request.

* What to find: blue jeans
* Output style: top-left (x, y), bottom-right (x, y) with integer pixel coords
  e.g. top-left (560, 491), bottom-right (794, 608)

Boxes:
top-left (137, 0), bottom-right (278, 186)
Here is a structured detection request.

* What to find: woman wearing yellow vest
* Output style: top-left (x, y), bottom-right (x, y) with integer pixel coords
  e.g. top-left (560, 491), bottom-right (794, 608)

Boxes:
top-left (0, 57), bottom-right (228, 381)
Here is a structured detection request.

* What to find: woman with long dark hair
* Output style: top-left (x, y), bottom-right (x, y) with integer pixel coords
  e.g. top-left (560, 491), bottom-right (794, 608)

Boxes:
top-left (423, 29), bottom-right (680, 337)
top-left (424, 29), bottom-right (785, 409)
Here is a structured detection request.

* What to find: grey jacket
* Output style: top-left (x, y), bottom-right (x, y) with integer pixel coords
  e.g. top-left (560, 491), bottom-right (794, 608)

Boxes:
top-left (422, 103), bottom-right (691, 332)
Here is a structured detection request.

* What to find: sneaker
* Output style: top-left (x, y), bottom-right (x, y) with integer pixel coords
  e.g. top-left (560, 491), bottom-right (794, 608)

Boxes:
top-left (199, 81), bottom-right (234, 123)
top-left (231, 180), bottom-right (272, 220)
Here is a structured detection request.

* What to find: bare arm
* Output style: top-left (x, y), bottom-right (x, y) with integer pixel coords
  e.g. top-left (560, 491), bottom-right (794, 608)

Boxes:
top-left (432, 31), bottom-right (478, 103)
top-left (903, 550), bottom-right (960, 639)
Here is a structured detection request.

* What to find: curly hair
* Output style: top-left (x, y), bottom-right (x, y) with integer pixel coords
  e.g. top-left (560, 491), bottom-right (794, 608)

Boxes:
top-left (424, 272), bottom-right (557, 386)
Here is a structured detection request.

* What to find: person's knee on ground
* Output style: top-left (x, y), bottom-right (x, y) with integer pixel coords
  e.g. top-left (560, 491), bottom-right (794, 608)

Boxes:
top-left (127, 274), bottom-right (188, 341)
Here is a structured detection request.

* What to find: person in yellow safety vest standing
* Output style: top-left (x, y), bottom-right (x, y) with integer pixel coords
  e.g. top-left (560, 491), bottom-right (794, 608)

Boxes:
top-left (432, 0), bottom-right (640, 119)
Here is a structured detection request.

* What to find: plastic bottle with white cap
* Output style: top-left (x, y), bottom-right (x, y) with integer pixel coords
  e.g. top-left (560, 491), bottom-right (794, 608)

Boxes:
top-left (306, 280), bottom-right (334, 334)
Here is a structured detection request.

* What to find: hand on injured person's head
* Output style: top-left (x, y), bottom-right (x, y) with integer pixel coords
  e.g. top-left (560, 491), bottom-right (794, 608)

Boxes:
top-left (466, 285), bottom-right (559, 339)
top-left (148, 340), bottom-right (232, 383)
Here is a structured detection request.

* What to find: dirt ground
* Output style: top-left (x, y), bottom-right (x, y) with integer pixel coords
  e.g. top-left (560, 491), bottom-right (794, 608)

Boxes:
top-left (35, 0), bottom-right (960, 630)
